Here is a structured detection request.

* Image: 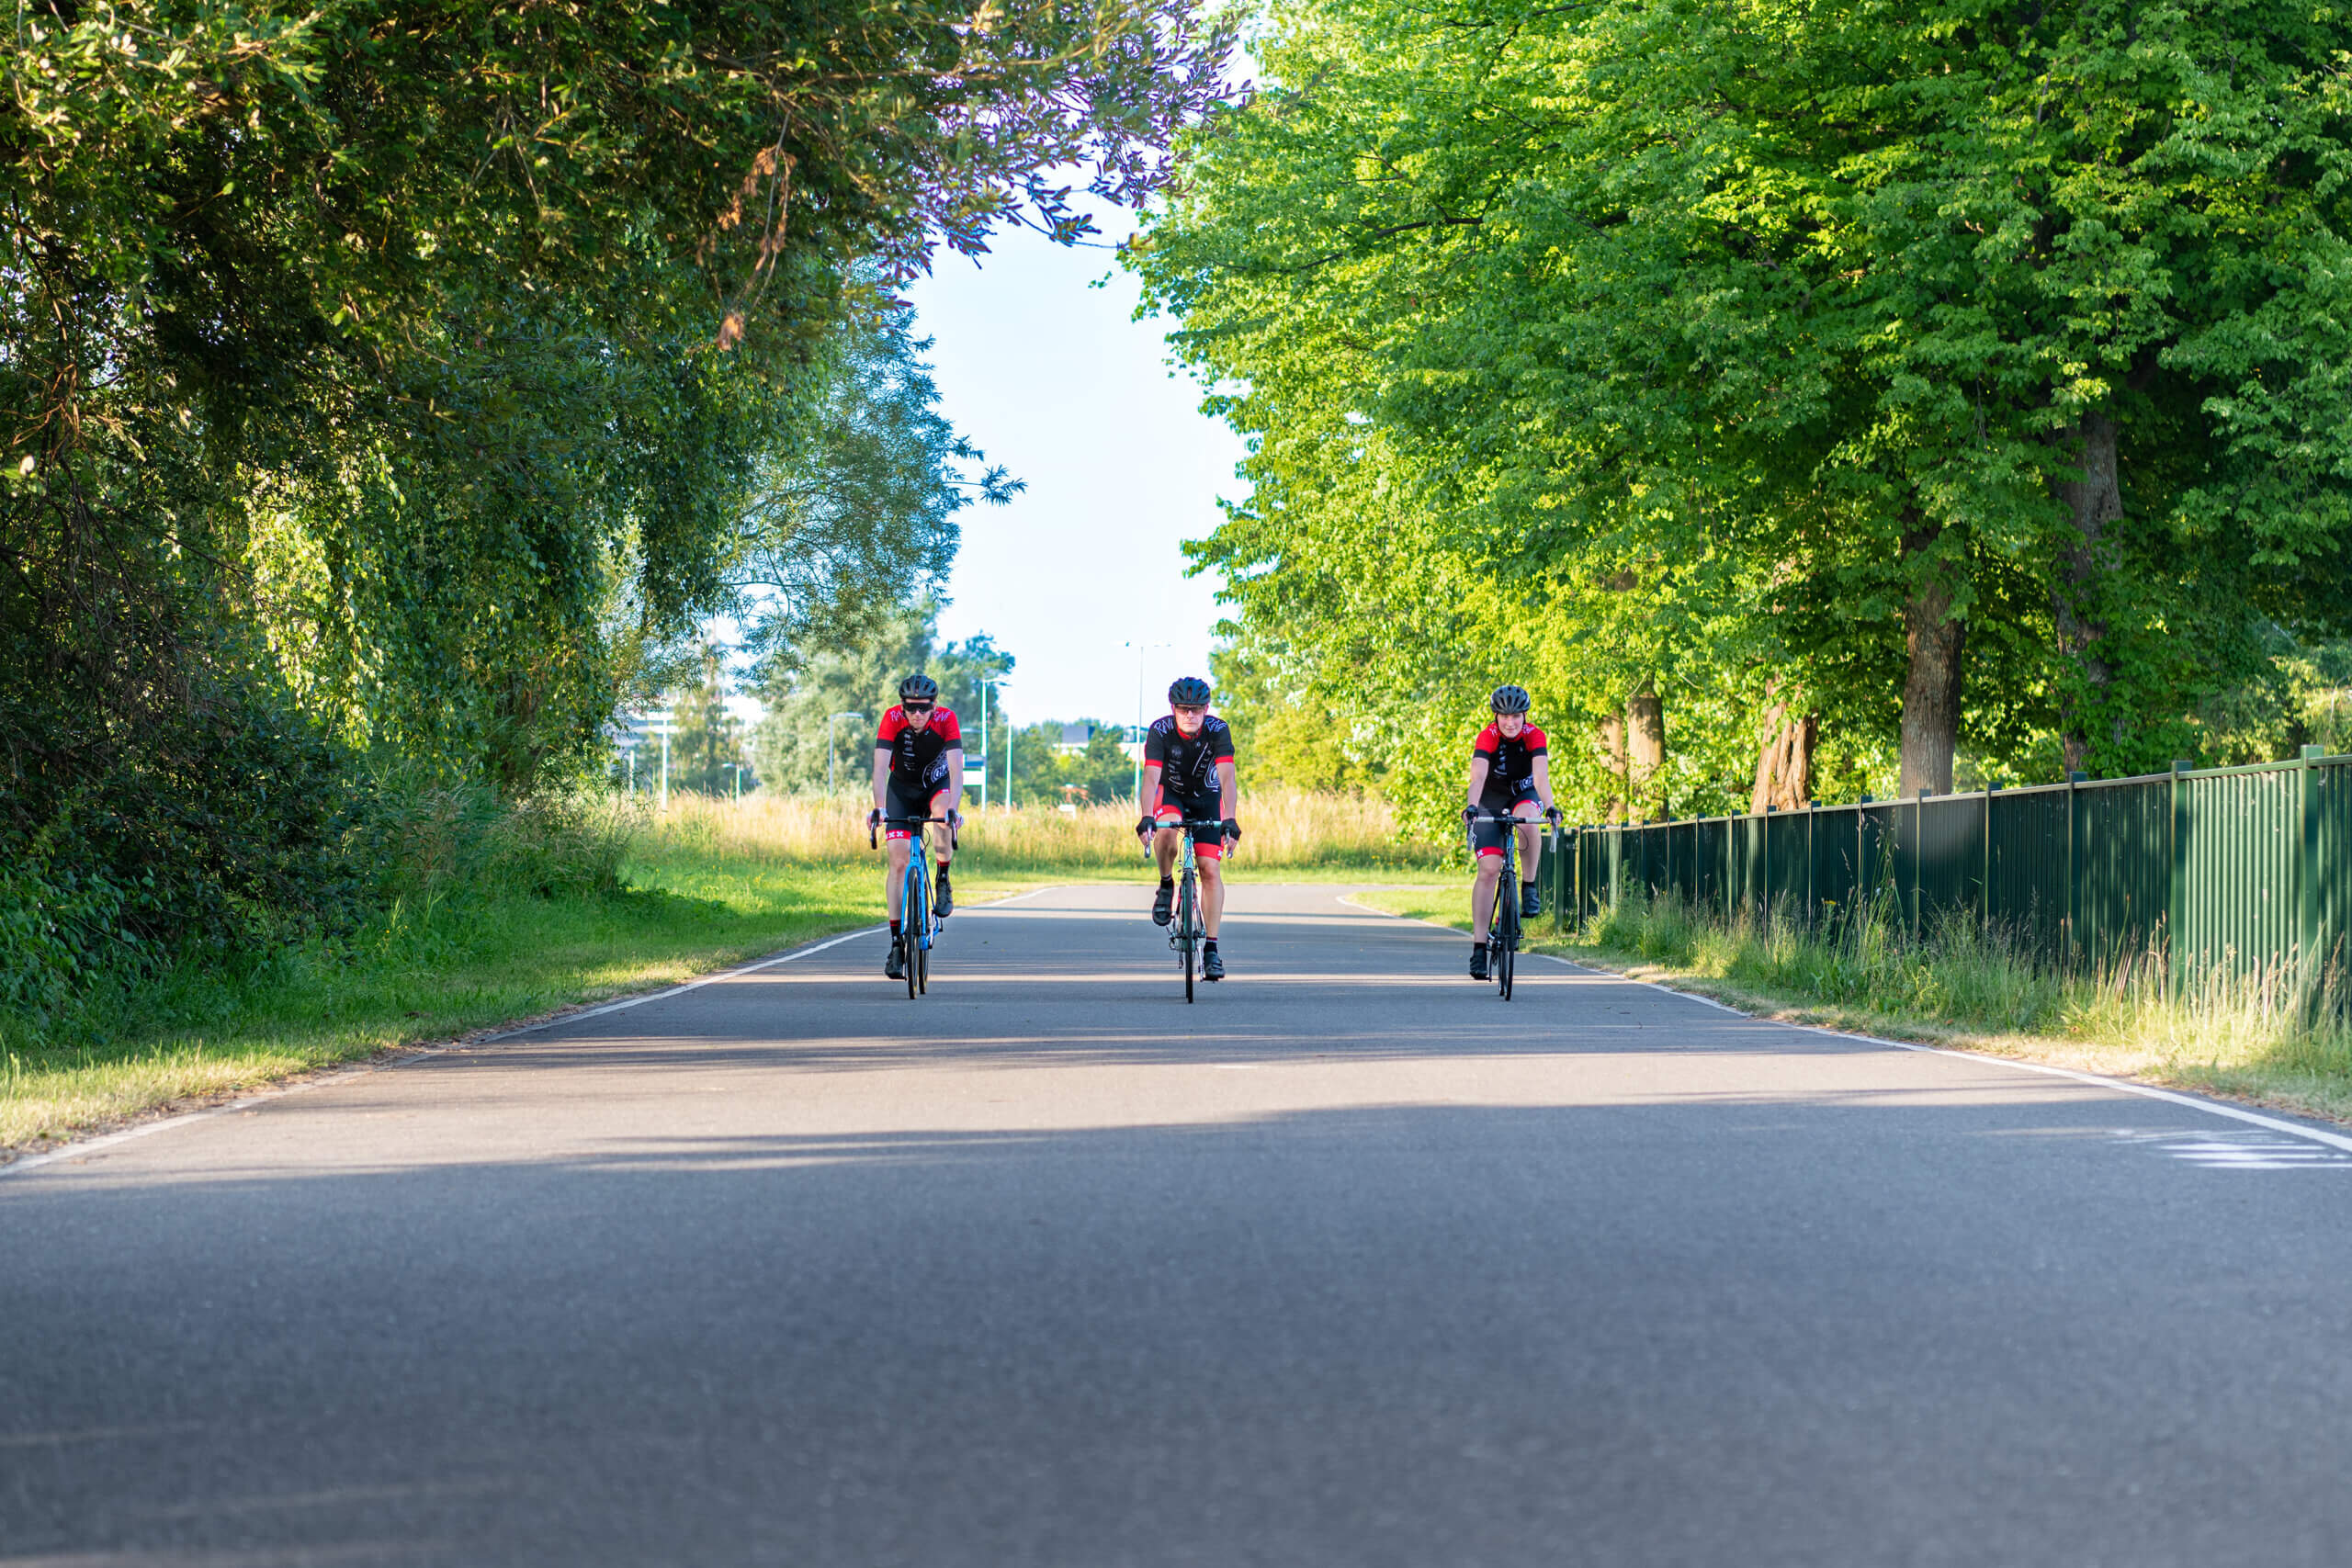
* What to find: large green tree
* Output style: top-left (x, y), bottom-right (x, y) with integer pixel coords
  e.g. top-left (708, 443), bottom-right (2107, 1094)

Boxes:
top-left (1134, 0), bottom-right (2352, 822)
top-left (2, 0), bottom-right (1228, 960)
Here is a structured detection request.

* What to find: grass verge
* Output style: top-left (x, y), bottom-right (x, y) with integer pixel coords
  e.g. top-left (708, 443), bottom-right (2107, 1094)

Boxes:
top-left (0, 847), bottom-right (1063, 1159)
top-left (5, 787), bottom-right (1449, 1159)
top-left (1350, 885), bottom-right (2352, 1126)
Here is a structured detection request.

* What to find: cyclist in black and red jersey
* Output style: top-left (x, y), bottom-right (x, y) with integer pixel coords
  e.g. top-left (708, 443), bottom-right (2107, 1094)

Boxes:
top-left (1464, 683), bottom-right (1557, 981)
top-left (1135, 675), bottom-right (1240, 981)
top-left (867, 673), bottom-right (963, 980)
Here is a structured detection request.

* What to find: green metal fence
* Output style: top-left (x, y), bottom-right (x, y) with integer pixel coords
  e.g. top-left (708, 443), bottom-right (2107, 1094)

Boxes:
top-left (1553, 746), bottom-right (2350, 976)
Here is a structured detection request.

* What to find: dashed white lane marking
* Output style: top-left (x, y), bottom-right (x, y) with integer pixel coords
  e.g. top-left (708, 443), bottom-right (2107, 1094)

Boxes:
top-left (2112, 1130), bottom-right (2352, 1170)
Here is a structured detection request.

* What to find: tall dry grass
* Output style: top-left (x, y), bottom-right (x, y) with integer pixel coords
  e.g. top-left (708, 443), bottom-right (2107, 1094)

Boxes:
top-left (644, 787), bottom-right (1439, 872)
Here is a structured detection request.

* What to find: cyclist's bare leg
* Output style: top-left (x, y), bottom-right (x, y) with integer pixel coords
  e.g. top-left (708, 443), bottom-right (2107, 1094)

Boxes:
top-left (1513, 800), bottom-right (1544, 884)
top-left (928, 792), bottom-right (955, 869)
top-left (885, 837), bottom-right (911, 923)
top-left (1153, 826), bottom-right (1181, 880)
top-left (1200, 855), bottom-right (1225, 937)
top-left (1471, 852), bottom-right (1503, 936)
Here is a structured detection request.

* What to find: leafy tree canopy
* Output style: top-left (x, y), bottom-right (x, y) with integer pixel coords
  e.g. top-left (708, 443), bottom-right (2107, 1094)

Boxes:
top-left (1131, 0), bottom-right (2352, 834)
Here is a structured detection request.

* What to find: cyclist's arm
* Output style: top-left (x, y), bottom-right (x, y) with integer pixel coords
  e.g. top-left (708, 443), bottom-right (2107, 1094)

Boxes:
top-left (1532, 752), bottom-right (1555, 814)
top-left (1465, 754), bottom-right (1491, 809)
top-left (1140, 761), bottom-right (1167, 820)
top-left (1215, 758), bottom-right (1237, 823)
top-left (871, 749), bottom-right (891, 815)
top-left (944, 745), bottom-right (965, 813)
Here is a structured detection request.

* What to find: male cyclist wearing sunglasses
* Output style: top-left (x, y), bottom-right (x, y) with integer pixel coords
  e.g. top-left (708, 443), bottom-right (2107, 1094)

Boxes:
top-left (868, 673), bottom-right (963, 980)
top-left (1136, 675), bottom-right (1240, 980)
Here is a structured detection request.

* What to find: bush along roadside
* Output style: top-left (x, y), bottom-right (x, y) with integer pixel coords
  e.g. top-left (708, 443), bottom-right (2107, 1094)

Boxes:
top-left (1359, 885), bottom-right (2352, 1124)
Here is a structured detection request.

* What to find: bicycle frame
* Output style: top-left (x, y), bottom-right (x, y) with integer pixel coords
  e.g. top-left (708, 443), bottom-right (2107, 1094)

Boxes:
top-left (875, 814), bottom-right (956, 998)
top-left (1467, 807), bottom-right (1539, 1000)
top-left (1164, 817), bottom-right (1225, 1003)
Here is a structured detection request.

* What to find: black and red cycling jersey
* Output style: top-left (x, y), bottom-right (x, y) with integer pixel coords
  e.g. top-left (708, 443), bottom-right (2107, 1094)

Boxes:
top-left (1144, 713), bottom-right (1235, 807)
top-left (1473, 721), bottom-right (1548, 808)
top-left (876, 705), bottom-right (963, 789)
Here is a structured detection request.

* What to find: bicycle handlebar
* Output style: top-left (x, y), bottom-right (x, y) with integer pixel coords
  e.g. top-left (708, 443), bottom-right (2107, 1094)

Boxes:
top-left (1463, 807), bottom-right (1563, 823)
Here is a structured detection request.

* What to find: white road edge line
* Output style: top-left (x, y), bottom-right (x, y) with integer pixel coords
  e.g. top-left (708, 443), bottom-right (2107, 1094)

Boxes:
top-left (2, 918), bottom-right (906, 1181)
top-left (1337, 890), bottom-right (2352, 1157)
top-left (3, 885), bottom-right (1079, 1180)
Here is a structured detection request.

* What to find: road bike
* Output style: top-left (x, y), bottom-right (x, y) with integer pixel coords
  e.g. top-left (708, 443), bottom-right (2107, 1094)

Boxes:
top-left (1165, 818), bottom-right (1228, 1003)
top-left (1466, 807), bottom-right (1556, 1001)
top-left (873, 813), bottom-right (955, 999)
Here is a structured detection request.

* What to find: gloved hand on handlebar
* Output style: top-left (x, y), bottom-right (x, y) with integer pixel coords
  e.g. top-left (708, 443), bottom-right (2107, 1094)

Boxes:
top-left (1136, 815), bottom-right (1158, 840)
top-left (1222, 818), bottom-right (1241, 841)
top-left (866, 807), bottom-right (882, 829)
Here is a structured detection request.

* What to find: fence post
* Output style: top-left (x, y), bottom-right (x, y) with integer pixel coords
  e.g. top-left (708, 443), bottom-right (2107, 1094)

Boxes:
top-left (1761, 804), bottom-right (1773, 932)
top-left (1807, 798), bottom-right (1818, 928)
top-left (1858, 794), bottom-right (1872, 927)
top-left (1724, 811), bottom-right (1736, 927)
top-left (2168, 760), bottom-right (2189, 993)
top-left (1914, 788), bottom-right (1928, 938)
top-left (2065, 770), bottom-right (2087, 968)
top-left (2302, 743), bottom-right (2324, 967)
top-left (1983, 783), bottom-right (1996, 933)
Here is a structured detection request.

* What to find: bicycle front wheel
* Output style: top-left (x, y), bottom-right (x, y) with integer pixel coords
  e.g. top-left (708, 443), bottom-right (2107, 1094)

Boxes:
top-left (1177, 874), bottom-right (1198, 1003)
top-left (904, 865), bottom-right (926, 1000)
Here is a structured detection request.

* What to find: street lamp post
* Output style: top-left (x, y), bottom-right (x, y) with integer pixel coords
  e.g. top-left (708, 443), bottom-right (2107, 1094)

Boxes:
top-left (976, 679), bottom-right (1009, 811)
top-left (828, 711), bottom-right (865, 795)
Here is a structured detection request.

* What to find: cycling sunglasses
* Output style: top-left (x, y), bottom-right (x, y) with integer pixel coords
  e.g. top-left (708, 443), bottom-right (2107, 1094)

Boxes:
top-left (902, 701), bottom-right (935, 713)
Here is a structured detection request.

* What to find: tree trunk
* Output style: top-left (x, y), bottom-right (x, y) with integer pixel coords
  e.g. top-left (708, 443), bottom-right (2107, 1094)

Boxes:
top-left (2051, 412), bottom-right (2121, 773)
top-left (1597, 711), bottom-right (1627, 823)
top-left (1899, 522), bottom-right (1965, 795)
top-left (1627, 681), bottom-right (1666, 819)
top-left (1749, 685), bottom-right (1817, 813)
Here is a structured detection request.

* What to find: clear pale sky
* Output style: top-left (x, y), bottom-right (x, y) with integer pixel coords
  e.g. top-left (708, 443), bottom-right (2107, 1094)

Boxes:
top-left (903, 209), bottom-right (1246, 730)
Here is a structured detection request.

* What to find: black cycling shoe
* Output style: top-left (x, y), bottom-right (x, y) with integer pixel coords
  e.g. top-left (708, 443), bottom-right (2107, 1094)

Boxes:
top-left (1202, 947), bottom-right (1226, 981)
top-left (1520, 883), bottom-right (1542, 919)
top-left (935, 873), bottom-right (954, 918)
top-left (1470, 944), bottom-right (1490, 981)
top-left (885, 938), bottom-right (906, 980)
top-left (1152, 881), bottom-right (1175, 926)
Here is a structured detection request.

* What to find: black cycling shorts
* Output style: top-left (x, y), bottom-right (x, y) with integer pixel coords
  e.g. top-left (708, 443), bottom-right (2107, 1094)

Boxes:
top-left (885, 779), bottom-right (953, 841)
top-left (1472, 779), bottom-right (1540, 859)
top-left (1152, 797), bottom-right (1227, 860)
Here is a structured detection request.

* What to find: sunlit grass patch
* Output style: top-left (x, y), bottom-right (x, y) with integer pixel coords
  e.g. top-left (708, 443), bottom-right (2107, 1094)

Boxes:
top-left (660, 786), bottom-right (1443, 874)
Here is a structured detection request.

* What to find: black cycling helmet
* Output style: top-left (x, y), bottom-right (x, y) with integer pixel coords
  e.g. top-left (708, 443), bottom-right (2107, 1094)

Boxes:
top-left (1489, 683), bottom-right (1532, 715)
top-left (1168, 675), bottom-right (1213, 706)
top-left (899, 672), bottom-right (939, 703)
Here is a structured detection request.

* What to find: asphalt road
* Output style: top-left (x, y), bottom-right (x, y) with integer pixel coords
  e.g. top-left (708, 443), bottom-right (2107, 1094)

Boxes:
top-left (9, 883), bottom-right (2352, 1566)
